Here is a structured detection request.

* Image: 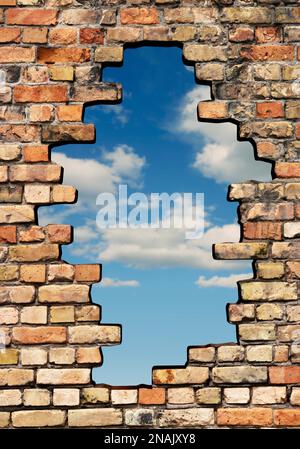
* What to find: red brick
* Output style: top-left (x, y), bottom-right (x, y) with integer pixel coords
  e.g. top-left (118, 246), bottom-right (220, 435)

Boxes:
top-left (12, 327), bottom-right (66, 344)
top-left (0, 27), bottom-right (20, 43)
top-left (229, 27), bottom-right (254, 42)
top-left (6, 9), bottom-right (58, 26)
top-left (75, 265), bottom-right (101, 282)
top-left (23, 146), bottom-right (49, 163)
top-left (241, 45), bottom-right (294, 61)
top-left (0, 47), bottom-right (35, 63)
top-left (80, 28), bottom-right (104, 44)
top-left (14, 85), bottom-right (68, 103)
top-left (120, 7), bottom-right (159, 25)
top-left (270, 367), bottom-right (300, 384)
top-left (0, 226), bottom-right (16, 243)
top-left (255, 27), bottom-right (281, 43)
top-left (139, 388), bottom-right (166, 405)
top-left (217, 408), bottom-right (273, 427)
top-left (243, 222), bottom-right (282, 240)
top-left (274, 410), bottom-right (300, 427)
top-left (256, 102), bottom-right (284, 118)
top-left (37, 47), bottom-right (90, 64)
top-left (47, 225), bottom-right (72, 244)
top-left (275, 163), bottom-right (300, 178)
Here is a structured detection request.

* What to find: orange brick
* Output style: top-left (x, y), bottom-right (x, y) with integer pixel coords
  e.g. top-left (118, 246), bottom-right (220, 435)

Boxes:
top-left (120, 7), bottom-right (159, 25)
top-left (23, 146), bottom-right (49, 162)
top-left (139, 388), bottom-right (166, 405)
top-left (241, 45), bottom-right (294, 61)
top-left (256, 142), bottom-right (280, 159)
top-left (270, 367), bottom-right (300, 384)
top-left (76, 347), bottom-right (101, 364)
top-left (28, 105), bottom-right (54, 122)
top-left (12, 327), bottom-right (66, 344)
top-left (47, 225), bottom-right (72, 243)
top-left (80, 28), bottom-right (104, 44)
top-left (256, 102), bottom-right (284, 118)
top-left (217, 408), bottom-right (273, 427)
top-left (22, 27), bottom-right (48, 44)
top-left (19, 226), bottom-right (45, 243)
top-left (255, 27), bottom-right (280, 43)
top-left (56, 105), bottom-right (83, 122)
top-left (0, 47), bottom-right (35, 63)
top-left (0, 27), bottom-right (20, 43)
top-left (275, 163), bottom-right (300, 178)
top-left (37, 47), bottom-right (90, 63)
top-left (14, 85), bottom-right (68, 103)
top-left (274, 410), bottom-right (300, 427)
top-left (229, 27), bottom-right (254, 42)
top-left (49, 28), bottom-right (77, 45)
top-left (20, 265), bottom-right (46, 283)
top-left (75, 265), bottom-right (101, 282)
top-left (0, 1), bottom-right (16, 5)
top-left (0, 226), bottom-right (16, 243)
top-left (243, 222), bottom-right (282, 240)
top-left (198, 102), bottom-right (228, 119)
top-left (6, 9), bottom-right (58, 26)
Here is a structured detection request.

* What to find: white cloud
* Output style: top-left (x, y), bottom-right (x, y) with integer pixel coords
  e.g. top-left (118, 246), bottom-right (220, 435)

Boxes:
top-left (101, 277), bottom-right (140, 288)
top-left (96, 222), bottom-right (246, 270)
top-left (196, 272), bottom-right (252, 288)
top-left (174, 85), bottom-right (271, 183)
top-left (103, 104), bottom-right (131, 125)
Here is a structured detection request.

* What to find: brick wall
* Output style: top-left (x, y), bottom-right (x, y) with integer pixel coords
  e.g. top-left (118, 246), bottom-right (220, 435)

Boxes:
top-left (0, 0), bottom-right (299, 428)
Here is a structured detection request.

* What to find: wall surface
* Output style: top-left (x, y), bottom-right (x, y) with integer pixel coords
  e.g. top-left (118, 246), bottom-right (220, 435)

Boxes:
top-left (0, 0), bottom-right (299, 428)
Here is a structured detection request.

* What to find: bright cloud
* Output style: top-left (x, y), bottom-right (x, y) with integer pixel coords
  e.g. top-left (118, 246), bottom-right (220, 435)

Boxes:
top-left (196, 272), bottom-right (252, 288)
top-left (175, 85), bottom-right (271, 183)
top-left (70, 220), bottom-right (247, 271)
top-left (101, 277), bottom-right (140, 288)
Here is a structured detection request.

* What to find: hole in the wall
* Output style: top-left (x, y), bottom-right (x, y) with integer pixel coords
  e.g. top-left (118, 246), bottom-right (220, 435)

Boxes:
top-left (39, 45), bottom-right (271, 385)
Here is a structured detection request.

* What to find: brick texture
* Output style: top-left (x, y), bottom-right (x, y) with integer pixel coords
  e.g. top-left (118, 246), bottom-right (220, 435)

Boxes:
top-left (0, 0), bottom-right (299, 429)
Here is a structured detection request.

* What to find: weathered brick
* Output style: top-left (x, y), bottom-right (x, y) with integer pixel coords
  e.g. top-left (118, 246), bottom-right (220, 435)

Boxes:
top-left (0, 286), bottom-right (35, 304)
top-left (38, 285), bottom-right (90, 304)
top-left (212, 366), bottom-right (267, 384)
top-left (76, 347), bottom-right (101, 364)
top-left (239, 324), bottom-right (276, 341)
top-left (240, 281), bottom-right (297, 301)
top-left (256, 304), bottom-right (283, 321)
top-left (80, 28), bottom-right (104, 44)
top-left (111, 389), bottom-right (137, 405)
top-left (220, 7), bottom-right (271, 24)
top-left (42, 124), bottom-right (95, 143)
top-left (0, 349), bottom-right (18, 365)
top-left (47, 224), bottom-right (71, 243)
top-left (188, 346), bottom-right (215, 363)
top-left (69, 408), bottom-right (122, 427)
top-left (274, 410), bottom-right (300, 427)
top-left (49, 66), bottom-right (74, 81)
top-left (21, 306), bottom-right (47, 324)
top-left (56, 105), bottom-right (83, 122)
top-left (256, 262), bottom-right (284, 279)
top-left (50, 306), bottom-right (74, 323)
top-left (184, 44), bottom-right (227, 62)
top-left (139, 388), bottom-right (165, 405)
top-left (23, 146), bottom-right (49, 162)
top-left (9, 244), bottom-right (59, 262)
top-left (159, 409), bottom-right (214, 427)
top-left (37, 47), bottom-right (90, 64)
top-left (223, 388), bottom-right (250, 404)
top-left (95, 47), bottom-right (123, 63)
top-left (214, 242), bottom-right (268, 259)
top-left (81, 387), bottom-right (109, 404)
top-left (49, 347), bottom-right (75, 365)
top-left (0, 206), bottom-right (34, 224)
top-left (23, 389), bottom-right (50, 407)
top-left (243, 222), bottom-right (282, 240)
top-left (7, 8), bottom-right (58, 25)
top-left (217, 408), bottom-right (272, 427)
top-left (0, 47), bottom-right (35, 63)
top-left (37, 368), bottom-right (90, 385)
top-left (23, 27), bottom-right (48, 44)
top-left (14, 85), bottom-right (67, 103)
top-left (196, 387), bottom-right (221, 405)
top-left (49, 27), bottom-right (77, 45)
top-left (270, 367), bottom-right (300, 384)
top-left (153, 367), bottom-right (209, 385)
top-left (13, 326), bottom-right (66, 344)
top-left (0, 307), bottom-right (18, 325)
top-left (48, 264), bottom-right (74, 282)
top-left (121, 7), bottom-right (159, 25)
top-left (21, 348), bottom-right (47, 366)
top-left (168, 387), bottom-right (194, 404)
top-left (68, 325), bottom-right (120, 344)
top-left (12, 410), bottom-right (65, 428)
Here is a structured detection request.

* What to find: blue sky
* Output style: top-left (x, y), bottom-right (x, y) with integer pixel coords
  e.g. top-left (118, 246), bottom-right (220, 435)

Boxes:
top-left (40, 46), bottom-right (271, 385)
